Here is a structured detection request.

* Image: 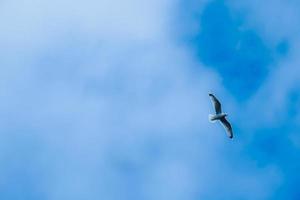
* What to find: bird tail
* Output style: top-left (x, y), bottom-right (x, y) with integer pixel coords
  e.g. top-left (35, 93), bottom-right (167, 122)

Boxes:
top-left (208, 114), bottom-right (216, 123)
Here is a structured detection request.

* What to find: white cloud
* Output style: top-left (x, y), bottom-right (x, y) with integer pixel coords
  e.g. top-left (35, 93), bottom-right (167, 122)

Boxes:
top-left (0, 0), bottom-right (285, 199)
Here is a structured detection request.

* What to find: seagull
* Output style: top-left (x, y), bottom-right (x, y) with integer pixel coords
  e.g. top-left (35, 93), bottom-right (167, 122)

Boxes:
top-left (208, 93), bottom-right (233, 139)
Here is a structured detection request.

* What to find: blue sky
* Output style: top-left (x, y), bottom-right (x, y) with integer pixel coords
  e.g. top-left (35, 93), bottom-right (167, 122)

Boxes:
top-left (0, 0), bottom-right (299, 199)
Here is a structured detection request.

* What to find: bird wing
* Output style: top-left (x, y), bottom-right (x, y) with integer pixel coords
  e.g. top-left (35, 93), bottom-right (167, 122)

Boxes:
top-left (220, 117), bottom-right (233, 139)
top-left (209, 93), bottom-right (222, 114)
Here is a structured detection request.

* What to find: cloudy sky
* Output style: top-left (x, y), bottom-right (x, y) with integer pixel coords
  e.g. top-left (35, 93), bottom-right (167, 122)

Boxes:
top-left (0, 0), bottom-right (299, 199)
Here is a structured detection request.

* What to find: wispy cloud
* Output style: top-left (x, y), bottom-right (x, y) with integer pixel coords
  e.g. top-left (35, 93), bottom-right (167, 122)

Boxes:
top-left (0, 0), bottom-right (297, 199)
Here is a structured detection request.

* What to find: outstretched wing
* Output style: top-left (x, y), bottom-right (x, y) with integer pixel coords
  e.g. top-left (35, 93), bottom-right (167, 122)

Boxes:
top-left (220, 117), bottom-right (233, 139)
top-left (209, 93), bottom-right (222, 114)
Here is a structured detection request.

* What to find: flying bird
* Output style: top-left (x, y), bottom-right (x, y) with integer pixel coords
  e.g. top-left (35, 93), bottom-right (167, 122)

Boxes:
top-left (208, 93), bottom-right (233, 139)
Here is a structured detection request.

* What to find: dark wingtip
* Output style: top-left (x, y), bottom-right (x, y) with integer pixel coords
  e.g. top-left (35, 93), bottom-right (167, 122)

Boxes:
top-left (229, 135), bottom-right (233, 139)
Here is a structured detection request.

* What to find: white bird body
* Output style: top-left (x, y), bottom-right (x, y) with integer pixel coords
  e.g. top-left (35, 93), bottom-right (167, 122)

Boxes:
top-left (209, 113), bottom-right (227, 121)
top-left (208, 93), bottom-right (233, 139)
